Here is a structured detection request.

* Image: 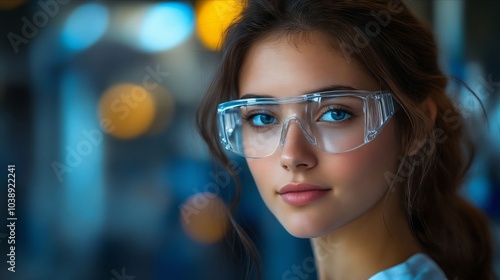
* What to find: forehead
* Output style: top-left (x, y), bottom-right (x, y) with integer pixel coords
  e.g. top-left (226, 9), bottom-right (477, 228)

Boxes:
top-left (238, 31), bottom-right (379, 98)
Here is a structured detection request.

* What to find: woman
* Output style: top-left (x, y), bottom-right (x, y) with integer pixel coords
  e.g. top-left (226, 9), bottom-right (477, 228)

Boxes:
top-left (197, 0), bottom-right (494, 279)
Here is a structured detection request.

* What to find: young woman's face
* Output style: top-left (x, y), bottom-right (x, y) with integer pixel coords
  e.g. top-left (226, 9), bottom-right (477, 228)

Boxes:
top-left (238, 32), bottom-right (400, 238)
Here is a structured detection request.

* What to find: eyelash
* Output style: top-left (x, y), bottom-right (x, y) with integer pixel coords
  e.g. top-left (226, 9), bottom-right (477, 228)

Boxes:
top-left (317, 105), bottom-right (355, 125)
top-left (241, 106), bottom-right (355, 125)
top-left (241, 110), bottom-right (279, 128)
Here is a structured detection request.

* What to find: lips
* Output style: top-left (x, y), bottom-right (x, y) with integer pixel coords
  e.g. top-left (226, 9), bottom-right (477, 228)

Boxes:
top-left (278, 183), bottom-right (331, 206)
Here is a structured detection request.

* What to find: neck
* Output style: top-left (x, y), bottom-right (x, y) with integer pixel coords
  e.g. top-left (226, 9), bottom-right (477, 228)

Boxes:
top-left (310, 191), bottom-right (422, 280)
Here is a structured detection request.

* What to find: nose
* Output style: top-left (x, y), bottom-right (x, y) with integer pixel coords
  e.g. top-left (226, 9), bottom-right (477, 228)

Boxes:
top-left (279, 119), bottom-right (318, 171)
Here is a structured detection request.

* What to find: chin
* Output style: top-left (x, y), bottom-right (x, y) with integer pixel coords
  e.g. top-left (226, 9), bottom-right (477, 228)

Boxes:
top-left (275, 208), bottom-right (355, 239)
top-left (286, 230), bottom-right (319, 239)
top-left (280, 219), bottom-right (336, 239)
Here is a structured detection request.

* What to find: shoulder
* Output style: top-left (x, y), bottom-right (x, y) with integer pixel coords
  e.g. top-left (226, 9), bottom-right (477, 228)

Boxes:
top-left (368, 253), bottom-right (447, 280)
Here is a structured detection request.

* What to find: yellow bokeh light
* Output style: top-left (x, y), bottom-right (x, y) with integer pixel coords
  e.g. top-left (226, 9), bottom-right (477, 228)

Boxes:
top-left (0, 0), bottom-right (26, 10)
top-left (180, 193), bottom-right (230, 244)
top-left (196, 0), bottom-right (244, 51)
top-left (99, 83), bottom-right (156, 139)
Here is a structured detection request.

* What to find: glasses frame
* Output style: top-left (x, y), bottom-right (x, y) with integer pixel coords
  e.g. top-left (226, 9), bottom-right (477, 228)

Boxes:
top-left (217, 90), bottom-right (399, 158)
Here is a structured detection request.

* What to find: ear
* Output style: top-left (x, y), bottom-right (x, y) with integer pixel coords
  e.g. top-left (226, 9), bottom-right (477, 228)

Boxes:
top-left (421, 96), bottom-right (438, 125)
top-left (407, 97), bottom-right (438, 156)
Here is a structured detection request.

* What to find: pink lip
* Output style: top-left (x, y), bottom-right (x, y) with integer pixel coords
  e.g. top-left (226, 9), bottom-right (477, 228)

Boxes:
top-left (278, 183), bottom-right (331, 206)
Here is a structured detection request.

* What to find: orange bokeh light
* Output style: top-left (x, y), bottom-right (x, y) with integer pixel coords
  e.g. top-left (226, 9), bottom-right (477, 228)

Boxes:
top-left (99, 83), bottom-right (156, 139)
top-left (0, 0), bottom-right (26, 10)
top-left (180, 193), bottom-right (230, 244)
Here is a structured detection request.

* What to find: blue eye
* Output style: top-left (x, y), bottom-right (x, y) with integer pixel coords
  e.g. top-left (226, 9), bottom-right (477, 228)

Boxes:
top-left (320, 109), bottom-right (351, 122)
top-left (251, 114), bottom-right (277, 126)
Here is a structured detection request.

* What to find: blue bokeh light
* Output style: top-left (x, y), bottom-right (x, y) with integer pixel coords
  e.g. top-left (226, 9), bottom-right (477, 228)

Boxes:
top-left (61, 3), bottom-right (109, 52)
top-left (139, 2), bottom-right (195, 52)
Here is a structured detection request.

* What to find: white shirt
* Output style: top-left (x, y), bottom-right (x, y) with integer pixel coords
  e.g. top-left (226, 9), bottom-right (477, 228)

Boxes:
top-left (368, 253), bottom-right (447, 280)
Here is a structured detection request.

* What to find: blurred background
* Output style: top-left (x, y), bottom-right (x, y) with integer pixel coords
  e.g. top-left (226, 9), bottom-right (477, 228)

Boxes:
top-left (0, 0), bottom-right (499, 279)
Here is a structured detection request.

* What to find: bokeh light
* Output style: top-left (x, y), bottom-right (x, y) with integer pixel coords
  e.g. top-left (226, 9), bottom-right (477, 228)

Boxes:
top-left (99, 83), bottom-right (156, 139)
top-left (61, 3), bottom-right (109, 52)
top-left (139, 2), bottom-right (195, 52)
top-left (180, 193), bottom-right (229, 244)
top-left (196, 0), bottom-right (244, 51)
top-left (0, 0), bottom-right (25, 10)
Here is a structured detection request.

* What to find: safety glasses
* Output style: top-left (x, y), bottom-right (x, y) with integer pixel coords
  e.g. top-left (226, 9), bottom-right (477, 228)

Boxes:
top-left (217, 90), bottom-right (399, 158)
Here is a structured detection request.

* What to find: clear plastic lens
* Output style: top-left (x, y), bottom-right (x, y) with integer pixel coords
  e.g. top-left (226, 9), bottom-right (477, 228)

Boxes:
top-left (218, 91), bottom-right (397, 158)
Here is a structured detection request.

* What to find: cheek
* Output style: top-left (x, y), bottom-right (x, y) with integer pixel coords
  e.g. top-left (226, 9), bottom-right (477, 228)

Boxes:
top-left (247, 159), bottom-right (275, 191)
top-left (330, 122), bottom-right (399, 198)
top-left (246, 157), bottom-right (282, 211)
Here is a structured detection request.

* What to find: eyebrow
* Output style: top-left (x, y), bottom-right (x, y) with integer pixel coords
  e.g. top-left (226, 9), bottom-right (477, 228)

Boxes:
top-left (240, 84), bottom-right (359, 99)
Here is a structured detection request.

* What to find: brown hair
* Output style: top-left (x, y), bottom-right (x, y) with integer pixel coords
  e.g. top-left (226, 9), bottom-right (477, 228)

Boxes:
top-left (196, 1), bottom-right (494, 279)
